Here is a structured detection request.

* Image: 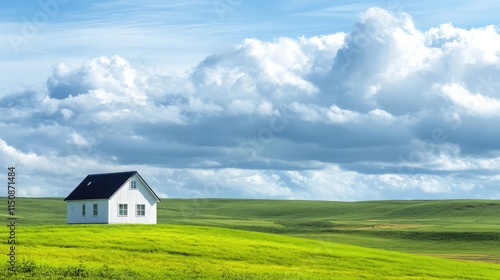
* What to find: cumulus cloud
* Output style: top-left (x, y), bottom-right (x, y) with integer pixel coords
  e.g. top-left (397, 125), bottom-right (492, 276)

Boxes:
top-left (440, 83), bottom-right (500, 118)
top-left (2, 7), bottom-right (500, 200)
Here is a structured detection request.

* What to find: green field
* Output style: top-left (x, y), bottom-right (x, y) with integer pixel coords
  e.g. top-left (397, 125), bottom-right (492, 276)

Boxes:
top-left (162, 199), bottom-right (500, 262)
top-left (2, 198), bottom-right (500, 279)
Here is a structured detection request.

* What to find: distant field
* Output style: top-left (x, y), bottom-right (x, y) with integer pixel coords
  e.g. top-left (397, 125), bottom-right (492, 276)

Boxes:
top-left (2, 198), bottom-right (500, 278)
top-left (160, 199), bottom-right (500, 262)
top-left (3, 198), bottom-right (500, 261)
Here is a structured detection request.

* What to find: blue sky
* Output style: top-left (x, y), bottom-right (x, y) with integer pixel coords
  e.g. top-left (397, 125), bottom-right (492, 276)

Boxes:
top-left (2, 0), bottom-right (499, 86)
top-left (1, 1), bottom-right (500, 200)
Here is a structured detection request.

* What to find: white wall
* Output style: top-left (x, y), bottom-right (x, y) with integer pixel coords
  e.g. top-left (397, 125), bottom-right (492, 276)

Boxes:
top-left (108, 174), bottom-right (158, 224)
top-left (67, 199), bottom-right (109, 224)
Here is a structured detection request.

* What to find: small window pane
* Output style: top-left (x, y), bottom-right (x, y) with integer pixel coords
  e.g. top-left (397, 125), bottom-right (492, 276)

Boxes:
top-left (82, 204), bottom-right (86, 216)
top-left (130, 181), bottom-right (137, 189)
top-left (118, 204), bottom-right (128, 216)
top-left (136, 204), bottom-right (145, 216)
top-left (93, 204), bottom-right (98, 216)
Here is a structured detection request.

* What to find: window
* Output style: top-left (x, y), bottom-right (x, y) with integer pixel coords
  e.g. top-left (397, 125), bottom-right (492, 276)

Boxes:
top-left (136, 204), bottom-right (145, 216)
top-left (130, 181), bottom-right (137, 189)
top-left (118, 204), bottom-right (128, 216)
top-left (93, 204), bottom-right (98, 216)
top-left (82, 204), bottom-right (86, 216)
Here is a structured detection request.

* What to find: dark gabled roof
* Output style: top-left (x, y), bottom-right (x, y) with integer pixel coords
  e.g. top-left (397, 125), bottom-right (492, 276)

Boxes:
top-left (64, 171), bottom-right (161, 202)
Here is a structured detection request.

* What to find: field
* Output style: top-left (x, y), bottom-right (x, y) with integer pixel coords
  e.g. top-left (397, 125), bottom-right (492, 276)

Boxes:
top-left (162, 199), bottom-right (500, 263)
top-left (1, 198), bottom-right (500, 279)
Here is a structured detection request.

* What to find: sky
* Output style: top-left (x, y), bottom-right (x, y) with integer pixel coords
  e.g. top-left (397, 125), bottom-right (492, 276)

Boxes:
top-left (1, 0), bottom-right (500, 200)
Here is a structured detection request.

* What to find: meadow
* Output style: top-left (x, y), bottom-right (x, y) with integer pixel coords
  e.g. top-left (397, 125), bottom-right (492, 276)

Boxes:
top-left (1, 198), bottom-right (500, 279)
top-left (161, 199), bottom-right (500, 262)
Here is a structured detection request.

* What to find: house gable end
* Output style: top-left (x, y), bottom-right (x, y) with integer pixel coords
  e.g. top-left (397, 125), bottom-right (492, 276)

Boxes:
top-left (109, 174), bottom-right (159, 205)
top-left (108, 172), bottom-right (161, 202)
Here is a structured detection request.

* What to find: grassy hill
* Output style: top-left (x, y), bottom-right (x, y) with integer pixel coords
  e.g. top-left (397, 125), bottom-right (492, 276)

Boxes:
top-left (2, 198), bottom-right (500, 278)
top-left (3, 198), bottom-right (500, 261)
top-left (161, 199), bottom-right (500, 262)
top-left (4, 224), bottom-right (500, 279)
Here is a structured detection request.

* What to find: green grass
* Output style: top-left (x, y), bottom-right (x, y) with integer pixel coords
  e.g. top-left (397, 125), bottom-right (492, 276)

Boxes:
top-left (159, 199), bottom-right (500, 261)
top-left (2, 198), bottom-right (500, 278)
top-left (3, 224), bottom-right (500, 279)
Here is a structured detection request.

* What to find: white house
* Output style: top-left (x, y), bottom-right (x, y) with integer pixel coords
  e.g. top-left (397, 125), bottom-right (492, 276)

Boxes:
top-left (64, 171), bottom-right (161, 224)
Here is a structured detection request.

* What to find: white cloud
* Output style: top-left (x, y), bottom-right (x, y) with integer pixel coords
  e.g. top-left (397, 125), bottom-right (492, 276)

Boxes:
top-left (186, 98), bottom-right (223, 115)
top-left (287, 165), bottom-right (372, 200)
top-left (377, 173), bottom-right (475, 194)
top-left (327, 105), bottom-right (361, 123)
top-left (368, 108), bottom-right (394, 121)
top-left (3, 7), bottom-right (500, 200)
top-left (440, 83), bottom-right (500, 118)
top-left (70, 132), bottom-right (91, 148)
top-left (289, 102), bottom-right (323, 122)
top-left (60, 108), bottom-right (73, 119)
top-left (427, 24), bottom-right (500, 65)
top-left (229, 99), bottom-right (257, 115)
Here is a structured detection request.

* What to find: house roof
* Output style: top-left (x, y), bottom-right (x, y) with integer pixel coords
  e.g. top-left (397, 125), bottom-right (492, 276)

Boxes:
top-left (64, 171), bottom-right (161, 202)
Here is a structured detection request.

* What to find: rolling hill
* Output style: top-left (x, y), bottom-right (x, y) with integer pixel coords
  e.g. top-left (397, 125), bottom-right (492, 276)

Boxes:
top-left (2, 198), bottom-right (500, 279)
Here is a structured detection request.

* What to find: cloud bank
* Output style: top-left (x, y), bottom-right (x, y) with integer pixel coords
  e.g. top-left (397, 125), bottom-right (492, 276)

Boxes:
top-left (2, 7), bottom-right (500, 200)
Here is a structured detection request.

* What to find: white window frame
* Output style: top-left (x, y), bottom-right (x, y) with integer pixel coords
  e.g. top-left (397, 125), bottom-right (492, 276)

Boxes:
top-left (93, 203), bottom-right (98, 216)
top-left (136, 204), bottom-right (145, 216)
top-left (118, 204), bottom-right (128, 216)
top-left (81, 204), bottom-right (86, 216)
top-left (130, 180), bottom-right (137, 189)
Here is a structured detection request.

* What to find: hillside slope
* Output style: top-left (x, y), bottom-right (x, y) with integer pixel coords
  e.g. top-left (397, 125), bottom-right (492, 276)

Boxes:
top-left (6, 224), bottom-right (500, 279)
top-left (161, 199), bottom-right (500, 262)
top-left (3, 198), bottom-right (500, 262)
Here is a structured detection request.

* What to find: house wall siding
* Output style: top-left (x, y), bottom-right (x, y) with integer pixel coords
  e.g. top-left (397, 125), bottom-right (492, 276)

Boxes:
top-left (67, 199), bottom-right (109, 224)
top-left (107, 174), bottom-right (157, 224)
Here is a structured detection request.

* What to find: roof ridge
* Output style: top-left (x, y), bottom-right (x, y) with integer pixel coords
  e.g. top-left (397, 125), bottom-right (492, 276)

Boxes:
top-left (87, 171), bottom-right (137, 176)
